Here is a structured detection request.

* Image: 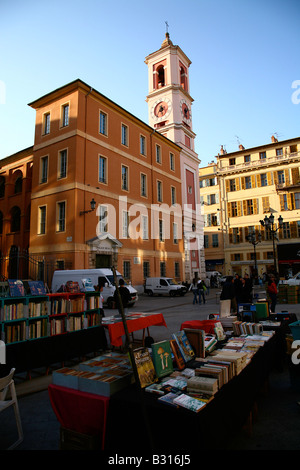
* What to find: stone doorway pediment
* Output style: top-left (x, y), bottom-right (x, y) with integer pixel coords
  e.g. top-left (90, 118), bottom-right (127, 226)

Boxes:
top-left (86, 233), bottom-right (123, 253)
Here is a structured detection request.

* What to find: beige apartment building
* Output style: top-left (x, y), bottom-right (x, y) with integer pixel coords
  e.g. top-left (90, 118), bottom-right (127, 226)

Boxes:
top-left (199, 136), bottom-right (300, 279)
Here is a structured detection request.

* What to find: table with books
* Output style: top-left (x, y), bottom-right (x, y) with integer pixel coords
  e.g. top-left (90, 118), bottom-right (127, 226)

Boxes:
top-left (102, 312), bottom-right (167, 347)
top-left (104, 320), bottom-right (283, 451)
top-left (48, 318), bottom-right (286, 451)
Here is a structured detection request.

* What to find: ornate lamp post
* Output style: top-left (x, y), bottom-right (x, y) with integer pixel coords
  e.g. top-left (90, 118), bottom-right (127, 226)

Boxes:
top-left (259, 213), bottom-right (283, 275)
top-left (246, 232), bottom-right (262, 279)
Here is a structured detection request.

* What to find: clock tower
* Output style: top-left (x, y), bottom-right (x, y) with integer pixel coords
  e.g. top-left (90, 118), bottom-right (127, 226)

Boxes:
top-left (145, 33), bottom-right (205, 281)
top-left (145, 32), bottom-right (196, 154)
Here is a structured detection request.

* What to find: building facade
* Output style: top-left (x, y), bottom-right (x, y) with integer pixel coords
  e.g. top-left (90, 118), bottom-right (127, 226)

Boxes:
top-left (0, 147), bottom-right (33, 279)
top-left (200, 136), bottom-right (300, 279)
top-left (0, 79), bottom-right (186, 290)
top-left (145, 33), bottom-right (205, 281)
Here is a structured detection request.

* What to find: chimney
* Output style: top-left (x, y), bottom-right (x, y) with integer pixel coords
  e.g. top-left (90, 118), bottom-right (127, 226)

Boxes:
top-left (239, 144), bottom-right (245, 150)
top-left (271, 135), bottom-right (278, 143)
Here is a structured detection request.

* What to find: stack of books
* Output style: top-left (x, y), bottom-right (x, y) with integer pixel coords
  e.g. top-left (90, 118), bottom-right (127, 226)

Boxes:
top-left (186, 375), bottom-right (218, 396)
top-left (232, 321), bottom-right (263, 336)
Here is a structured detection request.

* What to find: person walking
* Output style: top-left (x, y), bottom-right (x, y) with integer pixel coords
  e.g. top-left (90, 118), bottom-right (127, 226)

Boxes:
top-left (189, 278), bottom-right (199, 304)
top-left (220, 276), bottom-right (236, 315)
top-left (197, 279), bottom-right (206, 304)
top-left (267, 275), bottom-right (278, 313)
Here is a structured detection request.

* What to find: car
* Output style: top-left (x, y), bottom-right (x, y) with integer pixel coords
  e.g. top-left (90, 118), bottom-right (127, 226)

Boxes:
top-left (279, 272), bottom-right (300, 286)
top-left (218, 276), bottom-right (227, 286)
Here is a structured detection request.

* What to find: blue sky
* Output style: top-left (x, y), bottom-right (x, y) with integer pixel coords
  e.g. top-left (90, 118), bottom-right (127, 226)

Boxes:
top-left (0, 0), bottom-right (299, 166)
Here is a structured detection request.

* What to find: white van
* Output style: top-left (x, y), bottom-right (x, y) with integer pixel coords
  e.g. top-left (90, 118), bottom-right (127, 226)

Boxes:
top-left (145, 277), bottom-right (187, 297)
top-left (51, 269), bottom-right (138, 308)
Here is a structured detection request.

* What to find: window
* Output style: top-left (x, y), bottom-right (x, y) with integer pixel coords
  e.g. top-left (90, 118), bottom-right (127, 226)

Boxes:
top-left (281, 222), bottom-right (290, 239)
top-left (62, 104), bottom-right (69, 127)
top-left (159, 219), bottom-right (164, 242)
top-left (14, 176), bottom-right (22, 194)
top-left (171, 186), bottom-right (176, 205)
top-left (259, 151), bottom-right (266, 160)
top-left (173, 223), bottom-right (178, 244)
top-left (232, 228), bottom-right (240, 244)
top-left (56, 260), bottom-right (65, 270)
top-left (38, 206), bottom-right (46, 235)
top-left (244, 155), bottom-right (250, 163)
top-left (174, 262), bottom-right (180, 278)
top-left (212, 234), bottom-right (219, 247)
top-left (234, 253), bottom-right (241, 261)
top-left (58, 149), bottom-right (67, 179)
top-left (245, 176), bottom-right (251, 189)
top-left (262, 196), bottom-right (270, 213)
top-left (99, 156), bottom-right (107, 184)
top-left (98, 205), bottom-right (108, 233)
top-left (229, 158), bottom-right (235, 166)
top-left (100, 111), bottom-right (107, 135)
top-left (282, 194), bottom-right (288, 211)
top-left (10, 206), bottom-right (21, 232)
top-left (57, 201), bottom-right (66, 232)
top-left (245, 199), bottom-right (253, 215)
top-left (123, 261), bottom-right (130, 279)
top-left (260, 173), bottom-right (268, 187)
top-left (170, 153), bottom-right (174, 171)
top-left (276, 148), bottom-right (283, 156)
top-left (204, 235), bottom-right (209, 248)
top-left (143, 261), bottom-right (150, 278)
top-left (229, 179), bottom-right (236, 191)
top-left (142, 215), bottom-right (148, 240)
top-left (295, 193), bottom-right (300, 209)
top-left (121, 165), bottom-right (128, 190)
top-left (157, 180), bottom-right (162, 202)
top-left (230, 202), bottom-right (238, 217)
top-left (122, 211), bottom-right (129, 238)
top-left (141, 173), bottom-right (147, 197)
top-left (43, 113), bottom-right (50, 135)
top-left (277, 170), bottom-right (285, 184)
top-left (156, 145), bottom-right (161, 163)
top-left (140, 135), bottom-right (146, 155)
top-left (40, 156), bottom-right (48, 184)
top-left (160, 261), bottom-right (166, 277)
top-left (121, 124), bottom-right (128, 146)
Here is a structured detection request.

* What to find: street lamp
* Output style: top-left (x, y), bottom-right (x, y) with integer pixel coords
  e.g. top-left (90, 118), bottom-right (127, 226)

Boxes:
top-left (246, 232), bottom-right (262, 280)
top-left (80, 198), bottom-right (96, 215)
top-left (259, 213), bottom-right (283, 275)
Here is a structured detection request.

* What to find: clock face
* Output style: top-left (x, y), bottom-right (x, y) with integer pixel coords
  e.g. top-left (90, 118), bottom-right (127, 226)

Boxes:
top-left (180, 99), bottom-right (192, 123)
top-left (155, 101), bottom-right (168, 118)
top-left (151, 98), bottom-right (172, 121)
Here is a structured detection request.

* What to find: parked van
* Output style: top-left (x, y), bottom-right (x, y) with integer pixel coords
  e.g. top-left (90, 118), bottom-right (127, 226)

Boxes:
top-left (51, 269), bottom-right (138, 308)
top-left (145, 277), bottom-right (187, 297)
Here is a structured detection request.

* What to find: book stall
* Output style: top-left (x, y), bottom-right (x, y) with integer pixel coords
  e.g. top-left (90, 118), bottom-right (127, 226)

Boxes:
top-left (0, 279), bottom-right (107, 376)
top-left (48, 275), bottom-right (291, 451)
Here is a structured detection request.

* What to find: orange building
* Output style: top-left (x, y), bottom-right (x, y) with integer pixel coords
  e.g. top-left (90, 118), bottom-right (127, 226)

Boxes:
top-left (0, 147), bottom-right (33, 279)
top-left (24, 79), bottom-right (184, 289)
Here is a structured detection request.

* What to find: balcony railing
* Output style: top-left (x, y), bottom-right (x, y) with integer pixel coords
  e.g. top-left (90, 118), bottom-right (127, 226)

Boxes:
top-left (217, 151), bottom-right (300, 173)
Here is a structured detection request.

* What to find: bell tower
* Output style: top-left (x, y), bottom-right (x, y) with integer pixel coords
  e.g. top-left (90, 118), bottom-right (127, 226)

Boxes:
top-left (145, 33), bottom-right (205, 281)
top-left (145, 32), bottom-right (197, 156)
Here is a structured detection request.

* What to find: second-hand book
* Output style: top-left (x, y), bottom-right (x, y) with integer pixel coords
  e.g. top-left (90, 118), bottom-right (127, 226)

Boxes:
top-left (133, 347), bottom-right (157, 388)
top-left (173, 393), bottom-right (207, 413)
top-left (151, 340), bottom-right (174, 378)
top-left (170, 339), bottom-right (185, 370)
top-left (172, 331), bottom-right (195, 363)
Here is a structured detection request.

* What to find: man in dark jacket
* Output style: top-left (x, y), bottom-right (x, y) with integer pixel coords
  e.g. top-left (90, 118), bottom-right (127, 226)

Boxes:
top-left (113, 279), bottom-right (131, 315)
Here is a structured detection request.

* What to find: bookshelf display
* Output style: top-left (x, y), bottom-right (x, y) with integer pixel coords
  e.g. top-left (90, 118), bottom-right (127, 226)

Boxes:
top-left (0, 284), bottom-right (107, 373)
